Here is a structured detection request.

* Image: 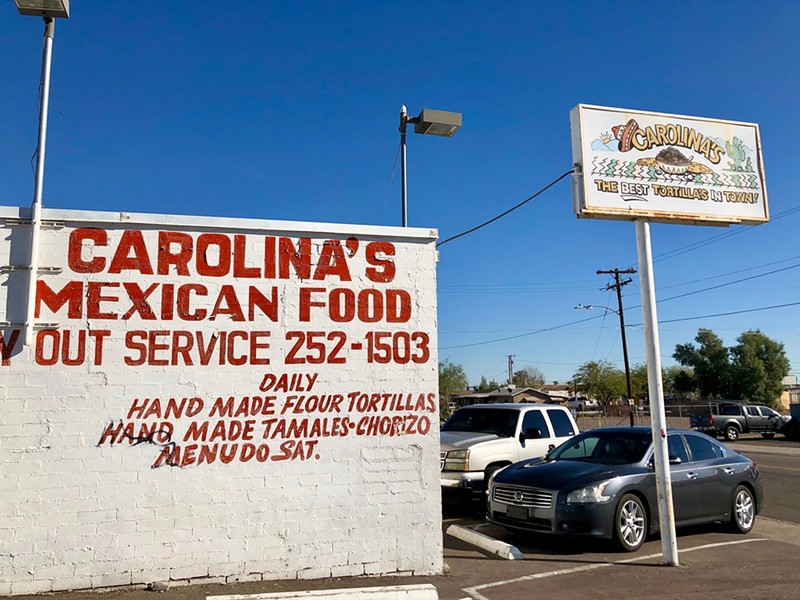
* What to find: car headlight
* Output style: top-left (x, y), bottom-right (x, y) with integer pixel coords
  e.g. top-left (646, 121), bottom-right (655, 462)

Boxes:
top-left (442, 449), bottom-right (470, 471)
top-left (565, 481), bottom-right (612, 504)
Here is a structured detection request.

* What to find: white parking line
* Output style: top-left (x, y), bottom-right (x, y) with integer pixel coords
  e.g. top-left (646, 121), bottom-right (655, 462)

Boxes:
top-left (461, 538), bottom-right (767, 600)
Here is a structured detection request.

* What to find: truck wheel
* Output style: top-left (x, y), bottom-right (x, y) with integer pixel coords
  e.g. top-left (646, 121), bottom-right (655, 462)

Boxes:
top-left (613, 494), bottom-right (647, 552)
top-left (761, 433), bottom-right (775, 439)
top-left (730, 485), bottom-right (755, 534)
top-left (725, 426), bottom-right (740, 442)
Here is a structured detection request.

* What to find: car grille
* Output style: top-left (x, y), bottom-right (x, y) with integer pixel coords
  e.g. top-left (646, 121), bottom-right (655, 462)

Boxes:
top-left (440, 452), bottom-right (446, 471)
top-left (493, 485), bottom-right (554, 508)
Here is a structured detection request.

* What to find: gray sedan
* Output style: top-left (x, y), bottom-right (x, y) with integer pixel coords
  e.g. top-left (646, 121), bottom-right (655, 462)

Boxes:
top-left (487, 427), bottom-right (763, 551)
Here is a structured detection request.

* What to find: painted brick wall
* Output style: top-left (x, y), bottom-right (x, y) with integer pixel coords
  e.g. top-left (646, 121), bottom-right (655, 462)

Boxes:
top-left (0, 207), bottom-right (441, 596)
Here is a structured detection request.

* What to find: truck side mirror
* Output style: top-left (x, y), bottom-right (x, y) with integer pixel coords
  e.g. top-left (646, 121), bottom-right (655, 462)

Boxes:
top-left (519, 428), bottom-right (542, 443)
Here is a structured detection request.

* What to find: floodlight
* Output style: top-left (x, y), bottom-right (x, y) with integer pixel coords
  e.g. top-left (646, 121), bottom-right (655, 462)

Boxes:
top-left (413, 109), bottom-right (462, 137)
top-left (14, 0), bottom-right (70, 19)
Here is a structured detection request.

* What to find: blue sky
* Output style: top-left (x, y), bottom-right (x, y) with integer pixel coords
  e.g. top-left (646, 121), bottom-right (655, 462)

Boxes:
top-left (2, 1), bottom-right (799, 386)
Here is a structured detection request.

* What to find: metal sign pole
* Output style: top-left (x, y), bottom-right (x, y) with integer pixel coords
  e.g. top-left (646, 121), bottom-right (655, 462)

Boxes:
top-left (24, 17), bottom-right (56, 346)
top-left (635, 219), bottom-right (679, 565)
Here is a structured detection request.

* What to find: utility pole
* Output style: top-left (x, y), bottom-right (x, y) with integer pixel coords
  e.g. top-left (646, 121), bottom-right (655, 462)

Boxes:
top-left (597, 267), bottom-right (636, 426)
top-left (507, 355), bottom-right (515, 386)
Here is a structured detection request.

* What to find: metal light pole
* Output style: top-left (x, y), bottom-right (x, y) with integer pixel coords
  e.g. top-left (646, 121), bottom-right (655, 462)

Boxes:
top-left (15, 0), bottom-right (70, 346)
top-left (398, 105), bottom-right (462, 226)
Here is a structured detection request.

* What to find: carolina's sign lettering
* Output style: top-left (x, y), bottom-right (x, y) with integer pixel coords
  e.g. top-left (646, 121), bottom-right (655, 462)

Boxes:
top-left (1, 224), bottom-right (437, 468)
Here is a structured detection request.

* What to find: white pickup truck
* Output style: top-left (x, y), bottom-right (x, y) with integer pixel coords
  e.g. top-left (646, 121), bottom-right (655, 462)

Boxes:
top-left (440, 403), bottom-right (579, 497)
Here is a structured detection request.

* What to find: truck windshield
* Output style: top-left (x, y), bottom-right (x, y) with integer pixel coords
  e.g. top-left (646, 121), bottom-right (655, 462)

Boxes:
top-left (441, 408), bottom-right (518, 438)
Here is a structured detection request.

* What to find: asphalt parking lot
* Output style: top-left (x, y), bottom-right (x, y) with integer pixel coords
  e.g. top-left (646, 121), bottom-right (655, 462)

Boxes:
top-left (8, 438), bottom-right (800, 600)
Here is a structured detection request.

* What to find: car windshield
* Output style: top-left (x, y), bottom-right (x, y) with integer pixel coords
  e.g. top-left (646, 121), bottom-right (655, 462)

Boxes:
top-left (548, 430), bottom-right (651, 465)
top-left (441, 408), bottom-right (517, 437)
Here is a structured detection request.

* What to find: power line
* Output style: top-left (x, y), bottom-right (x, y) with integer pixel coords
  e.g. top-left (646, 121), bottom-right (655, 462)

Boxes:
top-left (436, 169), bottom-right (574, 248)
top-left (629, 205), bottom-right (800, 268)
top-left (634, 301), bottom-right (800, 326)
top-left (440, 300), bottom-right (800, 350)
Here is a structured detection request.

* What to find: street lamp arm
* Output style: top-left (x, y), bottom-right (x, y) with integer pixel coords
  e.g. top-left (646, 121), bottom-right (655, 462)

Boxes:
top-left (574, 303), bottom-right (620, 316)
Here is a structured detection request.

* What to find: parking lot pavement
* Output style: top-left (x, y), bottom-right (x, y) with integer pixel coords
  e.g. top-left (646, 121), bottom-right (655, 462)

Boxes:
top-left (12, 517), bottom-right (800, 600)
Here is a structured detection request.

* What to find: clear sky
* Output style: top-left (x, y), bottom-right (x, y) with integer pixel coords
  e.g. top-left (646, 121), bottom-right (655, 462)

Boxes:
top-left (2, 1), bottom-right (798, 387)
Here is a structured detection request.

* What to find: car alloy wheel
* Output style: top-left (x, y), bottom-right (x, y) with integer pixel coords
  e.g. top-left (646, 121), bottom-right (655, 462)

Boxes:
top-left (614, 494), bottom-right (647, 552)
top-left (731, 485), bottom-right (755, 533)
top-left (725, 426), bottom-right (739, 442)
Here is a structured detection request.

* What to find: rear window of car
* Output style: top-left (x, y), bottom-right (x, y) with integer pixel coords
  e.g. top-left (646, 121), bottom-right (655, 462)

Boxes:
top-left (547, 409), bottom-right (576, 437)
top-left (685, 434), bottom-right (726, 461)
top-left (720, 405), bottom-right (743, 416)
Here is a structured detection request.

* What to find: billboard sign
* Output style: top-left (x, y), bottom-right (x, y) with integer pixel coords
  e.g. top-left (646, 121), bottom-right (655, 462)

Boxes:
top-left (570, 104), bottom-right (768, 225)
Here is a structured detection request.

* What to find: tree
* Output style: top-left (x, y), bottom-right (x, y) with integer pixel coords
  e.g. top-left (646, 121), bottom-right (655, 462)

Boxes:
top-left (439, 359), bottom-right (469, 416)
top-left (572, 360), bottom-right (627, 407)
top-left (439, 360), bottom-right (469, 420)
top-left (673, 329), bottom-right (731, 399)
top-left (673, 328), bottom-right (789, 406)
top-left (476, 376), bottom-right (503, 392)
top-left (663, 365), bottom-right (695, 401)
top-left (729, 330), bottom-right (790, 407)
top-left (629, 364), bottom-right (649, 401)
top-left (513, 366), bottom-right (545, 389)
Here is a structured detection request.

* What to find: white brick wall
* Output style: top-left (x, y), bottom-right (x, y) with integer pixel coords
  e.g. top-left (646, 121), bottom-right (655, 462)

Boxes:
top-left (0, 207), bottom-right (442, 596)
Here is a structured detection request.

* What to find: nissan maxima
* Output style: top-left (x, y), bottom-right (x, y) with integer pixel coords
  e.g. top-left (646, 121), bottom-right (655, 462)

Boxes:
top-left (487, 426), bottom-right (763, 551)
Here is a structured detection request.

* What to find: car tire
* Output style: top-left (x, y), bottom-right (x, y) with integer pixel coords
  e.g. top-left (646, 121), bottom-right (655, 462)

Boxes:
top-left (761, 433), bottom-right (775, 439)
top-left (725, 426), bottom-right (740, 442)
top-left (613, 494), bottom-right (647, 552)
top-left (730, 485), bottom-right (755, 534)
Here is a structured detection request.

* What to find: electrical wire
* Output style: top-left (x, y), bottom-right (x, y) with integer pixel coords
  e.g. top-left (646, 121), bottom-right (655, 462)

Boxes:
top-left (440, 299), bottom-right (800, 350)
top-left (382, 140), bottom-right (402, 216)
top-left (440, 313), bottom-right (604, 350)
top-left (436, 169), bottom-right (574, 248)
top-left (638, 301), bottom-right (800, 326)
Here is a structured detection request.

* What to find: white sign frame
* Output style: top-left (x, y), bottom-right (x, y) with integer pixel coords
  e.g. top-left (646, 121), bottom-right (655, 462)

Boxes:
top-left (570, 104), bottom-right (768, 225)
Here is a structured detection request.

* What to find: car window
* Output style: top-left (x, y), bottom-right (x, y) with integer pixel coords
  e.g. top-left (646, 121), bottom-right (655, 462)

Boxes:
top-left (759, 407), bottom-right (777, 418)
top-left (667, 434), bottom-right (690, 463)
top-left (720, 405), bottom-right (742, 415)
top-left (521, 410), bottom-right (550, 439)
top-left (685, 434), bottom-right (725, 461)
top-left (746, 406), bottom-right (760, 416)
top-left (546, 409), bottom-right (576, 437)
top-left (553, 436), bottom-right (598, 460)
top-left (550, 430), bottom-right (651, 464)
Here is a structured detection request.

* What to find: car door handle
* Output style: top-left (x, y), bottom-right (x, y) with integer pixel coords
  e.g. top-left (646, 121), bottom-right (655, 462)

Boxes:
top-left (686, 471), bottom-right (698, 480)
top-left (722, 467), bottom-right (736, 475)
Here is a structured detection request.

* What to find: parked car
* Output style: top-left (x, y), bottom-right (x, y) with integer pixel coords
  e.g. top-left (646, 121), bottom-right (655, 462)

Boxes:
top-left (440, 403), bottom-right (578, 498)
top-left (487, 427), bottom-right (763, 551)
top-left (566, 396), bottom-right (599, 412)
top-left (690, 402), bottom-right (790, 441)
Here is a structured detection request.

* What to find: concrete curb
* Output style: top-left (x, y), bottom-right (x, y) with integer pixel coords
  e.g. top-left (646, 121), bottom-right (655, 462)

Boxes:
top-left (207, 584), bottom-right (438, 600)
top-left (446, 524), bottom-right (524, 560)
top-left (728, 443), bottom-right (800, 457)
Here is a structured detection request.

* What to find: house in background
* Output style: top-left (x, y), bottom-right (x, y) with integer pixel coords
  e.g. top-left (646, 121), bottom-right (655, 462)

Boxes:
top-left (781, 375), bottom-right (800, 411)
top-left (450, 386), bottom-right (558, 408)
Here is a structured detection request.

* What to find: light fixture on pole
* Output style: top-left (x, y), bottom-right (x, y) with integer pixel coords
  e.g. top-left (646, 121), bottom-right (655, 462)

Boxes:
top-left (399, 105), bottom-right (461, 227)
top-left (575, 302), bottom-right (635, 427)
top-left (14, 0), bottom-right (69, 346)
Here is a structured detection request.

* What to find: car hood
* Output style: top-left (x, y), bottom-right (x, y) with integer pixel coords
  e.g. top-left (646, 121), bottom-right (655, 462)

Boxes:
top-left (493, 458), bottom-right (634, 489)
top-left (440, 431), bottom-right (506, 450)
